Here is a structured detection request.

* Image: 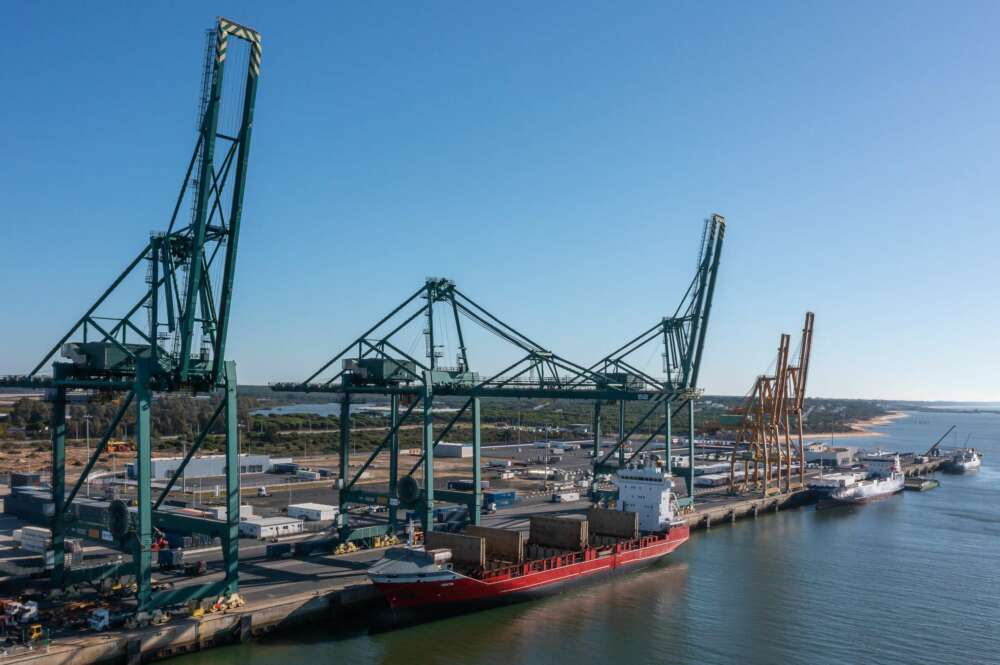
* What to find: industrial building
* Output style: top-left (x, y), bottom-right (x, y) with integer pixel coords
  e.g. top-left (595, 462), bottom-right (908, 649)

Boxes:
top-left (860, 452), bottom-right (913, 473)
top-left (436, 442), bottom-right (473, 458)
top-left (287, 503), bottom-right (338, 522)
top-left (126, 453), bottom-right (278, 481)
top-left (238, 516), bottom-right (304, 539)
top-left (202, 505), bottom-right (255, 521)
top-left (805, 444), bottom-right (857, 467)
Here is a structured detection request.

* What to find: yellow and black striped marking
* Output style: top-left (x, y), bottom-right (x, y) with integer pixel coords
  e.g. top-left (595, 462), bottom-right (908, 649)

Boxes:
top-left (216, 17), bottom-right (263, 77)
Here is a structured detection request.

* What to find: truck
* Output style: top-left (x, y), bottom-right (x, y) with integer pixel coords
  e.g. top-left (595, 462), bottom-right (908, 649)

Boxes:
top-left (88, 608), bottom-right (130, 632)
top-left (158, 548), bottom-right (185, 571)
top-left (2, 601), bottom-right (38, 626)
top-left (483, 490), bottom-right (517, 508)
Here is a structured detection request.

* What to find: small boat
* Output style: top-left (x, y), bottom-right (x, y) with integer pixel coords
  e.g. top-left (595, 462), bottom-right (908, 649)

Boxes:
top-left (904, 477), bottom-right (939, 492)
top-left (945, 448), bottom-right (981, 473)
top-left (818, 455), bottom-right (905, 508)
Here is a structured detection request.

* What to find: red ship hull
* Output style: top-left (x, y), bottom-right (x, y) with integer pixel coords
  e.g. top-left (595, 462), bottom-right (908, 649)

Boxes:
top-left (372, 525), bottom-right (689, 614)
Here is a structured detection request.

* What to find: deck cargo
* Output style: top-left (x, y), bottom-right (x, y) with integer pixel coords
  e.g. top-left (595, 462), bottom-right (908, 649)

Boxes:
top-left (370, 467), bottom-right (687, 623)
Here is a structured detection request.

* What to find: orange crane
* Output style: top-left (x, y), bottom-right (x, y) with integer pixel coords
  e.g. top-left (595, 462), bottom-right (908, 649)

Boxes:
top-left (784, 312), bottom-right (814, 489)
top-left (727, 313), bottom-right (815, 495)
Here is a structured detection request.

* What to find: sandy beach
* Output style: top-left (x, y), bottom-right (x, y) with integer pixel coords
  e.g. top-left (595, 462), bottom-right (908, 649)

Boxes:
top-left (806, 410), bottom-right (909, 441)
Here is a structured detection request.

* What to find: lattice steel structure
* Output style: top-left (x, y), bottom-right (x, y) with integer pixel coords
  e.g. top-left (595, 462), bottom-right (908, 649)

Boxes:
top-left (1, 18), bottom-right (262, 611)
top-left (274, 216), bottom-right (725, 536)
top-left (727, 312), bottom-right (814, 495)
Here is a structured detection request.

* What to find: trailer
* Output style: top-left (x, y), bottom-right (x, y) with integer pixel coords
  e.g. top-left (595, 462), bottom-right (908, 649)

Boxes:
top-left (483, 490), bottom-right (517, 508)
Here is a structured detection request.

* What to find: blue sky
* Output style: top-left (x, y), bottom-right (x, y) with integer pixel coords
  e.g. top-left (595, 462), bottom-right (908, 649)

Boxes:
top-left (2, 2), bottom-right (998, 401)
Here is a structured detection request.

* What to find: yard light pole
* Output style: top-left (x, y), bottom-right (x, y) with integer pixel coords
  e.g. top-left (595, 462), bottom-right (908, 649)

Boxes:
top-left (84, 415), bottom-right (93, 498)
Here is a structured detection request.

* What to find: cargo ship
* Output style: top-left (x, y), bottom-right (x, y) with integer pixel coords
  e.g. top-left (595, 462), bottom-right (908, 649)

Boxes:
top-left (946, 448), bottom-right (981, 473)
top-left (368, 466), bottom-right (689, 621)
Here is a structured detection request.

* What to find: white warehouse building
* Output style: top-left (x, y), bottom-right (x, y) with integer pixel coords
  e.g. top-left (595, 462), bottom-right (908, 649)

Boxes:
top-left (238, 516), bottom-right (303, 539)
top-left (287, 503), bottom-right (338, 522)
top-left (128, 453), bottom-right (277, 481)
top-left (437, 442), bottom-right (473, 458)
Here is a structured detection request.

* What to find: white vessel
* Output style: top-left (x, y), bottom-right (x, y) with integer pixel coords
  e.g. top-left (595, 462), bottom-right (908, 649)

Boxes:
top-left (947, 448), bottom-right (981, 473)
top-left (824, 455), bottom-right (904, 505)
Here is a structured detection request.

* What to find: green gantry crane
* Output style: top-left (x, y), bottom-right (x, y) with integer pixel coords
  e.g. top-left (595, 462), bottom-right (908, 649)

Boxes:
top-left (1, 18), bottom-right (262, 611)
top-left (591, 214), bottom-right (725, 502)
top-left (273, 215), bottom-right (724, 536)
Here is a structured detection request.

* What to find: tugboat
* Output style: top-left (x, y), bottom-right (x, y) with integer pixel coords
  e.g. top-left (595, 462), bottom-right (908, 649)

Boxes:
top-left (368, 466), bottom-right (689, 623)
top-left (819, 455), bottom-right (905, 508)
top-left (946, 448), bottom-right (982, 473)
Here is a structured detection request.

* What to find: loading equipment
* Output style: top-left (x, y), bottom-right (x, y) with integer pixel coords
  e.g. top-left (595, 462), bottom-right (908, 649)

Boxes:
top-left (726, 312), bottom-right (815, 496)
top-left (274, 215), bottom-right (725, 535)
top-left (1, 18), bottom-right (263, 611)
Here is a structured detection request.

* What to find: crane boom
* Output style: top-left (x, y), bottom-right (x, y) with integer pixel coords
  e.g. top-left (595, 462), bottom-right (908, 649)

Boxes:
top-left (925, 425), bottom-right (956, 457)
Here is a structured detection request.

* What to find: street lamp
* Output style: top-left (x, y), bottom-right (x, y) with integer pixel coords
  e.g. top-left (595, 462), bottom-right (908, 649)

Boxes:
top-left (83, 415), bottom-right (93, 498)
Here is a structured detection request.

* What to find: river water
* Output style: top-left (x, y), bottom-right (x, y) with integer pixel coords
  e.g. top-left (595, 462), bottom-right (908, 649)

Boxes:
top-left (173, 409), bottom-right (1000, 665)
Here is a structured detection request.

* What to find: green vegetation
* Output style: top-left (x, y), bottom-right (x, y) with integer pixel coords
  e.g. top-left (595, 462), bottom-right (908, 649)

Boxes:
top-left (1, 388), bottom-right (889, 457)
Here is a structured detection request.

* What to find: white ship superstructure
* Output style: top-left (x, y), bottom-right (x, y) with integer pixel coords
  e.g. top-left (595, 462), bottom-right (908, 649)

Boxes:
top-left (614, 466), bottom-right (678, 532)
top-left (807, 472), bottom-right (865, 496)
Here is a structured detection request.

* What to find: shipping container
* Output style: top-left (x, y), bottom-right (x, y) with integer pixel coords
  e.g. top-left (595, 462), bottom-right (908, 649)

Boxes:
top-left (405, 505), bottom-right (470, 523)
top-left (158, 549), bottom-right (185, 568)
top-left (483, 490), bottom-right (517, 508)
top-left (446, 480), bottom-right (490, 491)
top-left (10, 472), bottom-right (41, 488)
top-left (551, 492), bottom-right (580, 503)
top-left (4, 489), bottom-right (55, 523)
